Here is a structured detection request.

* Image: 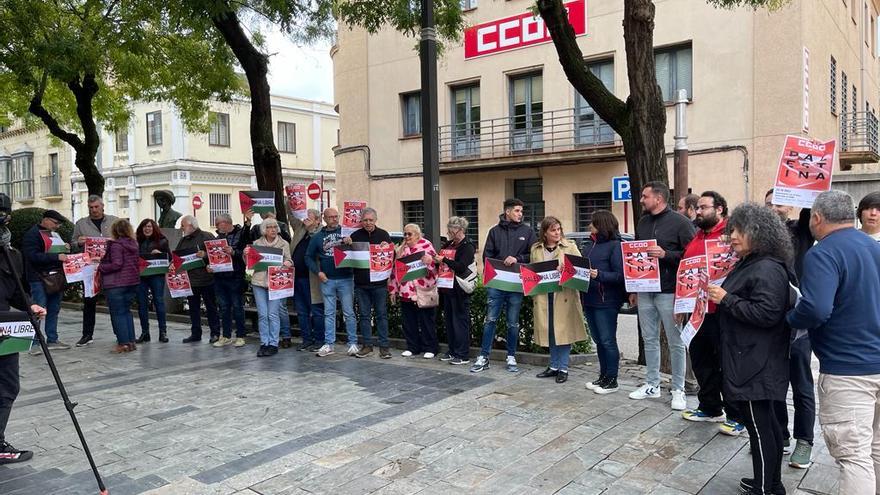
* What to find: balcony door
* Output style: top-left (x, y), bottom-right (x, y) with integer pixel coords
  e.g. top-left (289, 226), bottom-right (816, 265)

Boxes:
top-left (509, 73), bottom-right (543, 152)
top-left (452, 85), bottom-right (481, 158)
top-left (575, 60), bottom-right (615, 146)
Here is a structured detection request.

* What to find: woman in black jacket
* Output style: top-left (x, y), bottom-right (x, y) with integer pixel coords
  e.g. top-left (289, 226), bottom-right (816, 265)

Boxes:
top-left (135, 219), bottom-right (171, 343)
top-left (434, 216), bottom-right (476, 365)
top-left (708, 203), bottom-right (795, 495)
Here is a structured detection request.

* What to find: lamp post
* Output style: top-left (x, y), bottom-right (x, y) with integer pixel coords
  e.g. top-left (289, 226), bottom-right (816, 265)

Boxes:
top-left (420, 0), bottom-right (441, 243)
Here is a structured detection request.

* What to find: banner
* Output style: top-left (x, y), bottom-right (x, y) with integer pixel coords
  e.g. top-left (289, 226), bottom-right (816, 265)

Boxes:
top-left (370, 244), bottom-right (394, 282)
top-left (63, 253), bottom-right (91, 283)
top-left (560, 254), bottom-right (591, 292)
top-left (621, 240), bottom-right (661, 293)
top-left (84, 237), bottom-right (108, 261)
top-left (521, 260), bottom-right (562, 296)
top-left (139, 254), bottom-right (170, 277)
top-left (705, 239), bottom-right (739, 285)
top-left (166, 270), bottom-right (193, 298)
top-left (395, 251), bottom-right (428, 283)
top-left (204, 239), bottom-right (233, 273)
top-left (172, 248), bottom-right (205, 271)
top-left (333, 242), bottom-right (371, 269)
top-left (674, 255), bottom-right (708, 314)
top-left (482, 258), bottom-right (523, 293)
top-left (342, 200), bottom-right (367, 237)
top-left (83, 264), bottom-right (100, 298)
top-left (436, 248), bottom-right (457, 289)
top-left (771, 135), bottom-right (836, 208)
top-left (681, 273), bottom-right (710, 348)
top-left (246, 245), bottom-right (284, 272)
top-left (0, 311), bottom-right (35, 355)
top-left (268, 266), bottom-right (295, 300)
top-left (41, 232), bottom-right (68, 254)
top-left (239, 191), bottom-right (276, 214)
top-left (285, 183), bottom-right (308, 220)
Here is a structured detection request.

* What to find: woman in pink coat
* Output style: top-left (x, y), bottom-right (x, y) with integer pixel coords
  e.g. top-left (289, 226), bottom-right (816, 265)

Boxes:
top-left (389, 223), bottom-right (439, 358)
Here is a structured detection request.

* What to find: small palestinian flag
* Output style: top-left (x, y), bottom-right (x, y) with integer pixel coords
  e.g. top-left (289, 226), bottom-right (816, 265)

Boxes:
top-left (0, 311), bottom-right (35, 356)
top-left (483, 258), bottom-right (523, 293)
top-left (333, 242), bottom-right (371, 269)
top-left (172, 248), bottom-right (205, 271)
top-left (521, 260), bottom-right (562, 296)
top-left (246, 245), bottom-right (284, 272)
top-left (239, 191), bottom-right (275, 214)
top-left (41, 232), bottom-right (68, 253)
top-left (139, 254), bottom-right (170, 277)
top-left (395, 252), bottom-right (428, 283)
top-left (559, 254), bottom-right (591, 292)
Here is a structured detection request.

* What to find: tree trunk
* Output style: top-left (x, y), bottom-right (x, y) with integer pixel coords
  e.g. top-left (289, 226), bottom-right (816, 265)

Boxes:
top-left (211, 8), bottom-right (287, 224)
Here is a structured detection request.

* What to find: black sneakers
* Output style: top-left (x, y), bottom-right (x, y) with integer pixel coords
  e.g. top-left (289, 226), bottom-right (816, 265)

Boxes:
top-left (75, 335), bottom-right (93, 347)
top-left (0, 441), bottom-right (33, 464)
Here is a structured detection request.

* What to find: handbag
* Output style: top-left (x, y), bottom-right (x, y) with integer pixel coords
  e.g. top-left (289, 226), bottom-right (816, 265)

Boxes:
top-left (455, 262), bottom-right (478, 294)
top-left (415, 285), bottom-right (439, 308)
top-left (39, 270), bottom-right (66, 295)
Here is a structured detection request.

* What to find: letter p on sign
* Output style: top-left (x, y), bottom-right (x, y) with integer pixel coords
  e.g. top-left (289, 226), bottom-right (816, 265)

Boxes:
top-left (612, 176), bottom-right (631, 202)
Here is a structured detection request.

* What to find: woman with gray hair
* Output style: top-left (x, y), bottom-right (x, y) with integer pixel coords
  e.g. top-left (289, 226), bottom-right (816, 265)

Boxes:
top-left (434, 216), bottom-right (476, 365)
top-left (245, 218), bottom-right (293, 357)
top-left (707, 202), bottom-right (796, 495)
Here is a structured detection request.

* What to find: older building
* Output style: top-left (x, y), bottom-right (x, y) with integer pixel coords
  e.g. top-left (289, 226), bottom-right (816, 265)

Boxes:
top-left (0, 95), bottom-right (338, 227)
top-left (332, 0), bottom-right (880, 241)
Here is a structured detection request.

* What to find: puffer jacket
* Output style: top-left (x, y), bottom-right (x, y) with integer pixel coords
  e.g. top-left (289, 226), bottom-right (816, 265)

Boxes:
top-left (483, 214), bottom-right (536, 263)
top-left (99, 237), bottom-right (141, 289)
top-left (581, 234), bottom-right (625, 309)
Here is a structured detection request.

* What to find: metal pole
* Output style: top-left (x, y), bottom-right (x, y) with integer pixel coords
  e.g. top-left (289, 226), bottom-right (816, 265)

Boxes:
top-left (673, 88), bottom-right (689, 203)
top-left (419, 0), bottom-right (441, 243)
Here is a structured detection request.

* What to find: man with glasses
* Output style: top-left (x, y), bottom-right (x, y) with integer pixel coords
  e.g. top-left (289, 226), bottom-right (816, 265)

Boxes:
top-left (22, 210), bottom-right (70, 352)
top-left (211, 213), bottom-right (249, 348)
top-left (344, 207), bottom-right (393, 359)
top-left (71, 195), bottom-right (117, 347)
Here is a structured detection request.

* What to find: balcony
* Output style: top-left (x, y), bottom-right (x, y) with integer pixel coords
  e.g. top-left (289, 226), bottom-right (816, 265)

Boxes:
top-left (40, 174), bottom-right (62, 200)
top-left (840, 111), bottom-right (879, 170)
top-left (438, 107), bottom-right (623, 171)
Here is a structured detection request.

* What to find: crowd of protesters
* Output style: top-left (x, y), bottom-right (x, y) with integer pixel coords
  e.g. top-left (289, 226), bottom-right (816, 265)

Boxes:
top-left (8, 186), bottom-right (880, 495)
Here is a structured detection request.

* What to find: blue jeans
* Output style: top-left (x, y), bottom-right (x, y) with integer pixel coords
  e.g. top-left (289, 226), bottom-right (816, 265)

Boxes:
top-left (547, 293), bottom-right (571, 371)
top-left (106, 285), bottom-right (138, 344)
top-left (584, 305), bottom-right (621, 379)
top-left (29, 281), bottom-right (61, 343)
top-left (215, 276), bottom-right (246, 338)
top-left (293, 277), bottom-right (323, 346)
top-left (253, 286), bottom-right (281, 347)
top-left (480, 288), bottom-right (523, 358)
top-left (279, 298), bottom-right (292, 339)
top-left (320, 278), bottom-right (356, 345)
top-left (355, 286), bottom-right (389, 347)
top-left (637, 292), bottom-right (685, 391)
top-left (137, 275), bottom-right (167, 335)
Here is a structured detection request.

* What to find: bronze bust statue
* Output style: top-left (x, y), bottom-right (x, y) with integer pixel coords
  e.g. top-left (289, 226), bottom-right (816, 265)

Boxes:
top-left (154, 190), bottom-right (182, 229)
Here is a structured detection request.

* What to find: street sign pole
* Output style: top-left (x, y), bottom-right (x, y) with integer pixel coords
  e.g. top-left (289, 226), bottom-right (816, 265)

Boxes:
top-left (420, 0), bottom-right (441, 243)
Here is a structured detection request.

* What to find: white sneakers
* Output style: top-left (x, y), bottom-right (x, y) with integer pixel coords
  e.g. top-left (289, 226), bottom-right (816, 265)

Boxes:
top-left (347, 344), bottom-right (360, 356)
top-left (628, 384), bottom-right (661, 400)
top-left (401, 350), bottom-right (413, 357)
top-left (670, 390), bottom-right (687, 411)
top-left (316, 344), bottom-right (334, 357)
top-left (423, 352), bottom-right (435, 359)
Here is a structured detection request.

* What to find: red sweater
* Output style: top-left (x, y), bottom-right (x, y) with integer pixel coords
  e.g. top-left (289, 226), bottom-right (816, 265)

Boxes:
top-left (683, 219), bottom-right (727, 313)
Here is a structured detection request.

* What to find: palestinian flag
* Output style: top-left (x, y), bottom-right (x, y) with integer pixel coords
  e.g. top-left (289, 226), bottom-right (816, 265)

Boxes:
top-left (0, 311), bottom-right (35, 356)
top-left (246, 245), bottom-right (284, 272)
top-left (334, 242), bottom-right (370, 269)
top-left (139, 254), bottom-right (171, 277)
top-left (395, 252), bottom-right (428, 283)
top-left (521, 260), bottom-right (562, 296)
top-left (172, 248), bottom-right (205, 271)
top-left (41, 232), bottom-right (68, 253)
top-left (239, 191), bottom-right (275, 214)
top-left (483, 258), bottom-right (523, 293)
top-left (560, 254), bottom-right (591, 292)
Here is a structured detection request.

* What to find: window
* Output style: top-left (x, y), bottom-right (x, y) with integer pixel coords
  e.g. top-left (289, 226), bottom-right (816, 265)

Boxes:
top-left (146, 111), bottom-right (162, 146)
top-left (120, 196), bottom-right (130, 210)
top-left (853, 84), bottom-right (858, 115)
top-left (461, 0), bottom-right (477, 9)
top-left (451, 85), bottom-right (480, 157)
top-left (277, 121), bottom-right (296, 153)
top-left (402, 92), bottom-right (421, 137)
top-left (209, 112), bottom-right (230, 147)
top-left (402, 200), bottom-right (425, 231)
top-left (450, 198), bottom-right (479, 245)
top-left (830, 56), bottom-right (838, 115)
top-left (842, 72), bottom-right (848, 116)
top-left (513, 178), bottom-right (544, 231)
top-left (42, 153), bottom-right (60, 197)
top-left (209, 193), bottom-right (230, 220)
top-left (115, 129), bottom-right (128, 152)
top-left (509, 73), bottom-right (543, 152)
top-left (576, 60), bottom-right (615, 145)
top-left (11, 152), bottom-right (33, 201)
top-left (0, 157), bottom-right (10, 198)
top-left (574, 193), bottom-right (612, 232)
top-left (655, 44), bottom-right (693, 102)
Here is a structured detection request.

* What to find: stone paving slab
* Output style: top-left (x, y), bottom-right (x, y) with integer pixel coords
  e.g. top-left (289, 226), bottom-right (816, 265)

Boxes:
top-left (0, 309), bottom-right (839, 494)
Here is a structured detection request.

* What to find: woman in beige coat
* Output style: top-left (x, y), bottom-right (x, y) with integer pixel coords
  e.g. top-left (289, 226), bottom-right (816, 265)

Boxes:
top-left (245, 218), bottom-right (292, 357)
top-left (531, 216), bottom-right (588, 383)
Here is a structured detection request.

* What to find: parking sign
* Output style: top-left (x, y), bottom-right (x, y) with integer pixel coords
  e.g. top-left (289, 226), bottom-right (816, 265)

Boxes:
top-left (612, 176), bottom-right (631, 202)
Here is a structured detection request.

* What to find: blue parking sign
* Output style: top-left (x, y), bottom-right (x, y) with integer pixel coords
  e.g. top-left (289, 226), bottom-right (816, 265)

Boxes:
top-left (612, 176), bottom-right (631, 202)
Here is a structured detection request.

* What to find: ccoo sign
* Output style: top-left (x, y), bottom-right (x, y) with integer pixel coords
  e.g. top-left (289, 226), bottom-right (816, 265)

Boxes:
top-left (463, 0), bottom-right (587, 60)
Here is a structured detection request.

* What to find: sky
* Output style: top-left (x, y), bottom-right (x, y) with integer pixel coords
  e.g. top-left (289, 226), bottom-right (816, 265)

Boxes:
top-left (263, 28), bottom-right (335, 104)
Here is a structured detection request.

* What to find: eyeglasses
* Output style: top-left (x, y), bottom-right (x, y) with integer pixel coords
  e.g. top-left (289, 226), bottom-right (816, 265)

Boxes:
top-left (403, 232), bottom-right (414, 237)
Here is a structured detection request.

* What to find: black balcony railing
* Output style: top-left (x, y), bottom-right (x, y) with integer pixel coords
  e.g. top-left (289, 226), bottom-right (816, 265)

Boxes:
top-left (438, 107), bottom-right (620, 162)
top-left (840, 111), bottom-right (879, 156)
top-left (40, 174), bottom-right (61, 198)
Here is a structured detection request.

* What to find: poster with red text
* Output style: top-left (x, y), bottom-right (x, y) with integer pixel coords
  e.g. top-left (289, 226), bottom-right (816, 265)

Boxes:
top-left (705, 239), bottom-right (739, 285)
top-left (369, 244), bottom-right (394, 282)
top-left (63, 253), bottom-right (91, 283)
top-left (268, 266), bottom-right (295, 300)
top-left (621, 240), bottom-right (661, 293)
top-left (285, 183), bottom-right (307, 220)
top-left (436, 248), bottom-right (457, 289)
top-left (681, 273), bottom-right (710, 348)
top-left (204, 239), bottom-right (233, 273)
top-left (84, 237), bottom-right (107, 261)
top-left (674, 255), bottom-right (707, 314)
top-left (772, 135), bottom-right (836, 208)
top-left (166, 270), bottom-right (193, 298)
top-left (342, 200), bottom-right (367, 237)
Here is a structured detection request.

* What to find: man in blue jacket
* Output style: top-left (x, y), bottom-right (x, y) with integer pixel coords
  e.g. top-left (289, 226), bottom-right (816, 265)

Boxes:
top-left (471, 198), bottom-right (536, 373)
top-left (787, 190), bottom-right (880, 495)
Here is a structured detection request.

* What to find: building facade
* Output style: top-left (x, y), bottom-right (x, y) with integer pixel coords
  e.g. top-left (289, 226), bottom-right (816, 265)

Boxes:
top-left (332, 0), bottom-right (880, 243)
top-left (0, 95), bottom-right (338, 228)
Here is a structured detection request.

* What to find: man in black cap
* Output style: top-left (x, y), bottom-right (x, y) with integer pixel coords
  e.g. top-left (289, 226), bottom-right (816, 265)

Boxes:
top-left (22, 209), bottom-right (70, 352)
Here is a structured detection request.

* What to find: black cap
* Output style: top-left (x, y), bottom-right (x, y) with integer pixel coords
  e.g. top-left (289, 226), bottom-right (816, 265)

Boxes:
top-left (0, 193), bottom-right (10, 214)
top-left (42, 210), bottom-right (67, 223)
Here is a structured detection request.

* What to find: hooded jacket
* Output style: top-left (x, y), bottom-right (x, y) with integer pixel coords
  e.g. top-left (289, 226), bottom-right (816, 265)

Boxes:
top-left (99, 237), bottom-right (141, 289)
top-left (483, 214), bottom-right (536, 264)
top-left (635, 207), bottom-right (695, 293)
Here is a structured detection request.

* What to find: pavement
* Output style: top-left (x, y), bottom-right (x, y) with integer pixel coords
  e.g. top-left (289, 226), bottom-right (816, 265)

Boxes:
top-left (0, 309), bottom-right (839, 494)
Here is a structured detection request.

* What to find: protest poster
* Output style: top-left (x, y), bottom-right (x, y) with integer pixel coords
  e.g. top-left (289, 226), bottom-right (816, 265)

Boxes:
top-left (204, 239), bottom-right (233, 273)
top-left (333, 242), bottom-right (370, 269)
top-left (63, 253), bottom-right (91, 283)
top-left (139, 254), bottom-right (170, 277)
top-left (674, 255), bottom-right (708, 314)
top-left (268, 266), bottom-right (295, 300)
top-left (560, 254), bottom-right (591, 292)
top-left (84, 237), bottom-right (108, 261)
top-left (436, 248), bottom-right (457, 289)
top-left (395, 251), bottom-right (428, 283)
top-left (342, 200), bottom-right (367, 236)
top-left (771, 135), bottom-right (836, 208)
top-left (166, 270), bottom-right (194, 298)
top-left (172, 247), bottom-right (205, 271)
top-left (0, 311), bottom-right (35, 355)
top-left (83, 264), bottom-right (100, 298)
top-left (41, 231), bottom-right (68, 253)
top-left (246, 245), bottom-right (284, 272)
top-left (239, 191), bottom-right (276, 214)
top-left (621, 240), bottom-right (661, 293)
top-left (705, 239), bottom-right (739, 285)
top-left (369, 244), bottom-right (394, 282)
top-left (482, 258), bottom-right (523, 293)
top-left (521, 260), bottom-right (562, 296)
top-left (681, 273), bottom-right (710, 348)
top-left (285, 183), bottom-right (308, 220)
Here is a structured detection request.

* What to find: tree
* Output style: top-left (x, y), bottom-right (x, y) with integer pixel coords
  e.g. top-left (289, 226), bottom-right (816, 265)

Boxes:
top-left (0, 0), bottom-right (240, 196)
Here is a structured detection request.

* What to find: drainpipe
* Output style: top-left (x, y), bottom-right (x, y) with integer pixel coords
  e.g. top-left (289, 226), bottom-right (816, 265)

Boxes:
top-left (673, 89), bottom-right (689, 202)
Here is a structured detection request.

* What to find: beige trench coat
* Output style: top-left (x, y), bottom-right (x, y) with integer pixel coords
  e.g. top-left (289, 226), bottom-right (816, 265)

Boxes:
top-left (531, 238), bottom-right (587, 347)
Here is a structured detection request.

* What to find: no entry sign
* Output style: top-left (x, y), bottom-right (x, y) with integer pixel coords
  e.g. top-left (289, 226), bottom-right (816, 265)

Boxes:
top-left (192, 195), bottom-right (203, 210)
top-left (307, 182), bottom-right (321, 200)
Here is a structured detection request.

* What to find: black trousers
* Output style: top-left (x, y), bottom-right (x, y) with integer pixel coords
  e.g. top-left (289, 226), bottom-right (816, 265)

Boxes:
top-left (441, 292), bottom-right (470, 359)
top-left (734, 399), bottom-right (785, 494)
top-left (0, 353), bottom-right (20, 443)
top-left (83, 296), bottom-right (97, 337)
top-left (773, 335), bottom-right (816, 444)
top-left (401, 301), bottom-right (438, 354)
top-left (187, 285), bottom-right (221, 338)
top-left (690, 313), bottom-right (740, 421)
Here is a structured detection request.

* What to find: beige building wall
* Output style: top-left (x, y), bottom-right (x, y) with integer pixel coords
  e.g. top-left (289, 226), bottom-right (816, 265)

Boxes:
top-left (0, 128), bottom-right (74, 212)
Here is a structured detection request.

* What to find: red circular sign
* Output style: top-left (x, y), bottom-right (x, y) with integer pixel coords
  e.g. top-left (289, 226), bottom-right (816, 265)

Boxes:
top-left (307, 182), bottom-right (321, 200)
top-left (192, 195), bottom-right (203, 210)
